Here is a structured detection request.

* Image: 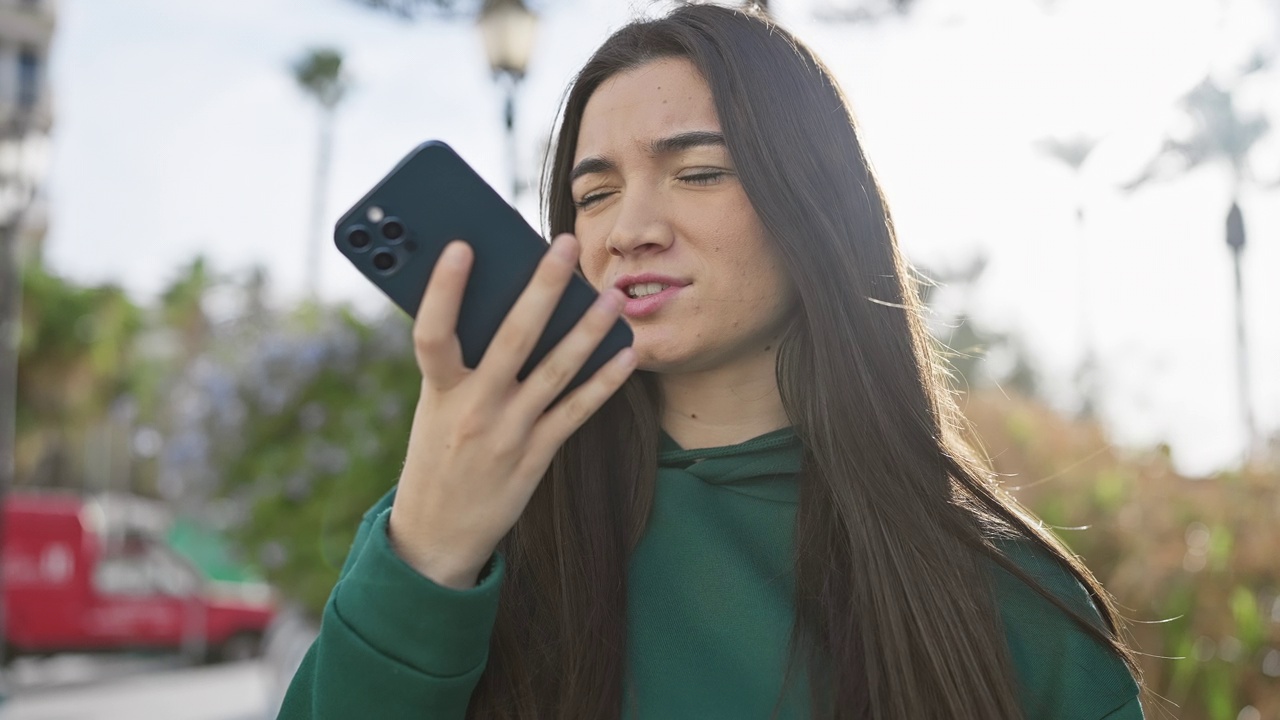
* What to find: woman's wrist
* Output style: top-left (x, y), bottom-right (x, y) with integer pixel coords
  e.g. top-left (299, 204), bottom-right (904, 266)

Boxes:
top-left (386, 510), bottom-right (487, 590)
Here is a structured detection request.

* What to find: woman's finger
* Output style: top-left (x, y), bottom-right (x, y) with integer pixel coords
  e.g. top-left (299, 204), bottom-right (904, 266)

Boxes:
top-left (474, 234), bottom-right (580, 387)
top-left (412, 240), bottom-right (473, 390)
top-left (511, 287), bottom-right (628, 418)
top-left (525, 346), bottom-right (637, 465)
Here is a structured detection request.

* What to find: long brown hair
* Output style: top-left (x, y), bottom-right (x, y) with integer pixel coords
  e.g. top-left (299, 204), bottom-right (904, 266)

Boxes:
top-left (469, 4), bottom-right (1139, 718)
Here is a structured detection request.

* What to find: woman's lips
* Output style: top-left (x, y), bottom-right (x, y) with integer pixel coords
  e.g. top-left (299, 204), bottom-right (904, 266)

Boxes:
top-left (622, 285), bottom-right (684, 319)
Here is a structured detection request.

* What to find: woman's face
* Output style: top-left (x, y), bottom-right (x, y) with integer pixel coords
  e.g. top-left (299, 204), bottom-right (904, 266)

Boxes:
top-left (571, 57), bottom-right (796, 374)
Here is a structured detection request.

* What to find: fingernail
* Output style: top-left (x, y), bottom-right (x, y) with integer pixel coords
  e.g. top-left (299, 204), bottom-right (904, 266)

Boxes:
top-left (552, 235), bottom-right (577, 261)
top-left (444, 242), bottom-right (466, 265)
top-left (596, 289), bottom-right (622, 311)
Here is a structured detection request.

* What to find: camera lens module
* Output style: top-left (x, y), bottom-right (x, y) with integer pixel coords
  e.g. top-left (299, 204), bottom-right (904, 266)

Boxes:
top-left (372, 250), bottom-right (396, 272)
top-left (380, 219), bottom-right (405, 242)
top-left (347, 227), bottom-right (372, 250)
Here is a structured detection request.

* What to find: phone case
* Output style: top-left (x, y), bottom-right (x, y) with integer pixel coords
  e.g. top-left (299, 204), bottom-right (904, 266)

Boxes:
top-left (334, 141), bottom-right (634, 398)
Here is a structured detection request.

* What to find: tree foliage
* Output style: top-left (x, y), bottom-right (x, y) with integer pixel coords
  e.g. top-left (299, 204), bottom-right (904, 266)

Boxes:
top-left (1123, 57), bottom-right (1275, 192)
top-left (292, 48), bottom-right (350, 111)
top-left (965, 390), bottom-right (1280, 719)
top-left (344, 0), bottom-right (925, 23)
top-left (205, 309), bottom-right (422, 613)
top-left (348, 0), bottom-right (483, 19)
top-left (15, 266), bottom-right (143, 487)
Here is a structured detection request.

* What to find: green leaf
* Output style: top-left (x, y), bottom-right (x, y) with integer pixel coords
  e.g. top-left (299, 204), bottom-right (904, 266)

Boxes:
top-left (1230, 586), bottom-right (1263, 650)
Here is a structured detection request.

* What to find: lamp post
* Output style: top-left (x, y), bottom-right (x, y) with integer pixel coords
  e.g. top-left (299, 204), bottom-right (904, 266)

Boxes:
top-left (0, 115), bottom-right (35, 676)
top-left (478, 0), bottom-right (538, 203)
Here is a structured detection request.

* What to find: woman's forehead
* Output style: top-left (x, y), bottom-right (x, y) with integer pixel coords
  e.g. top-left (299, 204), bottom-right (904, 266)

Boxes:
top-left (574, 58), bottom-right (721, 163)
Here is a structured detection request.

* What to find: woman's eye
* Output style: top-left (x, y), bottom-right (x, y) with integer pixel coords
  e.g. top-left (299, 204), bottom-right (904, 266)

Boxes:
top-left (573, 191), bottom-right (612, 210)
top-left (679, 171), bottom-right (728, 186)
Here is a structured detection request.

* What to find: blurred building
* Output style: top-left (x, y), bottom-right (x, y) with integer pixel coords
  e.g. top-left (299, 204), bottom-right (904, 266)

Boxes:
top-left (0, 0), bottom-right (55, 265)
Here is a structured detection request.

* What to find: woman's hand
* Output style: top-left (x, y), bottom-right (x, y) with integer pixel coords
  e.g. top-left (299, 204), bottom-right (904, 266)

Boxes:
top-left (388, 233), bottom-right (635, 590)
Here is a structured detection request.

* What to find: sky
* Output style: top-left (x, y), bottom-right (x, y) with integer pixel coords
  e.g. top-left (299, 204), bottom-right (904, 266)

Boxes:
top-left (38, 0), bottom-right (1280, 475)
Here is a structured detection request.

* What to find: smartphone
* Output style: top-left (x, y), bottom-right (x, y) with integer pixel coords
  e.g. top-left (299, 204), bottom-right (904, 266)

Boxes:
top-left (334, 140), bottom-right (633, 398)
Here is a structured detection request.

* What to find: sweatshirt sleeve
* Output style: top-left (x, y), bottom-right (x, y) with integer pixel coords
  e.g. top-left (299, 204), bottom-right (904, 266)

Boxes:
top-left (1099, 696), bottom-right (1144, 720)
top-left (277, 489), bottom-right (505, 719)
top-left (991, 540), bottom-right (1142, 720)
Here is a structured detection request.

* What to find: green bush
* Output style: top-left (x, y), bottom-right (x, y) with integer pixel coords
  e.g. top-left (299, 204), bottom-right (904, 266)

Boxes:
top-left (964, 390), bottom-right (1279, 719)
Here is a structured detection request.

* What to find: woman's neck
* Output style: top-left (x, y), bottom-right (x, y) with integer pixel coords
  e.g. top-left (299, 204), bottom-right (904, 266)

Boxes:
top-left (657, 342), bottom-right (791, 451)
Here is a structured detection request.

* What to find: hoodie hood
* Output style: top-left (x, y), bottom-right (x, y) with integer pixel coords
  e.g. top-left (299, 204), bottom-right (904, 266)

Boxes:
top-left (658, 426), bottom-right (803, 503)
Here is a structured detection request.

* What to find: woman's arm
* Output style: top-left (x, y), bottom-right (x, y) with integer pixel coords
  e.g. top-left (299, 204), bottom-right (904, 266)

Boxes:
top-left (276, 494), bottom-right (505, 720)
top-left (280, 235), bottom-right (632, 717)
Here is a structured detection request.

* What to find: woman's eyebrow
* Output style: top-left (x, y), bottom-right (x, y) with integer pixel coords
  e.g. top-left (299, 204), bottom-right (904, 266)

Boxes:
top-left (650, 130), bottom-right (725, 155)
top-left (570, 131), bottom-right (726, 183)
top-left (570, 156), bottom-right (615, 183)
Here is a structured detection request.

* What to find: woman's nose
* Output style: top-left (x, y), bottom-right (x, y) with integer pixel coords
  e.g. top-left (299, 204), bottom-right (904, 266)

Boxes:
top-left (605, 190), bottom-right (673, 257)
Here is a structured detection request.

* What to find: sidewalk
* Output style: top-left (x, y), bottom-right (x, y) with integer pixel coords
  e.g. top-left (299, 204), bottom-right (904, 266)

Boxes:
top-left (0, 658), bottom-right (271, 720)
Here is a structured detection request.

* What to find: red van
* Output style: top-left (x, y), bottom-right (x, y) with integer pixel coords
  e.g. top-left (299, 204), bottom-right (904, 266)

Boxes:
top-left (2, 492), bottom-right (277, 664)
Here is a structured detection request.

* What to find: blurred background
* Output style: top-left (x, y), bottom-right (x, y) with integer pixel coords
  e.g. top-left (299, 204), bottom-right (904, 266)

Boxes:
top-left (0, 0), bottom-right (1276, 718)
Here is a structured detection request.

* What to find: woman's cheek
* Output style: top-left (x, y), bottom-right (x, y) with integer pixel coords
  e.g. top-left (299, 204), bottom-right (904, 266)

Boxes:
top-left (577, 247), bottom-right (608, 292)
top-left (577, 261), bottom-right (604, 292)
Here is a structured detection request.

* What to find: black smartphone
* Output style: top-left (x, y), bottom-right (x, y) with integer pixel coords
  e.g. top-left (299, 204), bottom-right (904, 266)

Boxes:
top-left (334, 140), bottom-right (633, 397)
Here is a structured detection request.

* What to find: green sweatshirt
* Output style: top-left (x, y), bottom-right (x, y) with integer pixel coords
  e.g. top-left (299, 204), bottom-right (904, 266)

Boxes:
top-left (279, 427), bottom-right (1142, 719)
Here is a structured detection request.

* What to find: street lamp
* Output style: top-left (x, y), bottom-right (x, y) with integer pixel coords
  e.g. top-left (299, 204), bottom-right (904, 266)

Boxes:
top-left (478, 0), bottom-right (538, 202)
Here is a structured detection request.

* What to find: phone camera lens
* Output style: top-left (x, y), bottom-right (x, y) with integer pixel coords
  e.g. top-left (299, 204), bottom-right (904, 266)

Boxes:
top-left (380, 219), bottom-right (405, 241)
top-left (372, 250), bottom-right (396, 272)
top-left (347, 227), bottom-right (372, 250)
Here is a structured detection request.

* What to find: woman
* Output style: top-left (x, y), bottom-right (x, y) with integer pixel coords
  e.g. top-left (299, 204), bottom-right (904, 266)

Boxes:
top-left (279, 4), bottom-right (1143, 719)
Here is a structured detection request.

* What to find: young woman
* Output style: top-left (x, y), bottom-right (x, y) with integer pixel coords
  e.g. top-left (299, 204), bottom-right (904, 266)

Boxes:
top-left (279, 4), bottom-right (1143, 719)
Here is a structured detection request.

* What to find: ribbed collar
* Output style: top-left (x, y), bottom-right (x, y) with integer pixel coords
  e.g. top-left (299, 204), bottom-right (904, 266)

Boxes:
top-left (658, 426), bottom-right (803, 503)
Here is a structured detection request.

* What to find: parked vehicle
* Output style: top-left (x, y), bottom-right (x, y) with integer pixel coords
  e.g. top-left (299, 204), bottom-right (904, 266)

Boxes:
top-left (2, 492), bottom-right (277, 664)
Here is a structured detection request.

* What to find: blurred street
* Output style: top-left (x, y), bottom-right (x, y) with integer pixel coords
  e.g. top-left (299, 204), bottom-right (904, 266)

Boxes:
top-left (0, 656), bottom-right (272, 720)
top-left (0, 589), bottom-right (316, 720)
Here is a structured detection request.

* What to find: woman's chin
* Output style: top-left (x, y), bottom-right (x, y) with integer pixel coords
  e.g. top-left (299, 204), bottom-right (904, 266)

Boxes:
top-left (631, 346), bottom-right (677, 374)
top-left (632, 347), bottom-right (701, 375)
top-left (628, 329), bottom-right (711, 374)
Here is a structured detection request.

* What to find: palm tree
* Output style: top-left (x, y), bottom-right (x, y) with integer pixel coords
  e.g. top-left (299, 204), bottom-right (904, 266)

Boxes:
top-left (292, 49), bottom-right (350, 302)
top-left (146, 257), bottom-right (221, 506)
top-left (1036, 134), bottom-right (1102, 417)
top-left (16, 267), bottom-right (143, 489)
top-left (160, 256), bottom-right (216, 364)
top-left (1121, 54), bottom-right (1275, 461)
